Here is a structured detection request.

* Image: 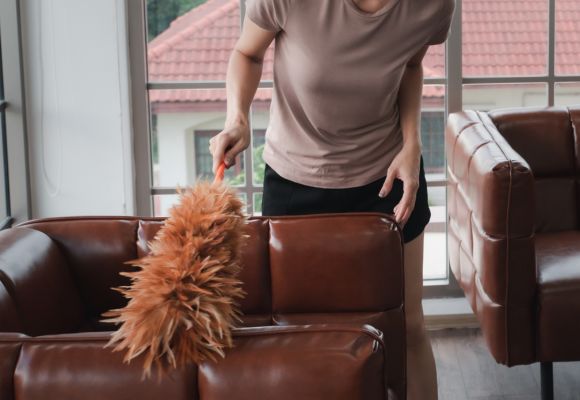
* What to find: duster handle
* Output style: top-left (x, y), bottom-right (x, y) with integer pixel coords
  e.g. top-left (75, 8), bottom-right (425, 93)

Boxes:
top-left (214, 161), bottom-right (226, 184)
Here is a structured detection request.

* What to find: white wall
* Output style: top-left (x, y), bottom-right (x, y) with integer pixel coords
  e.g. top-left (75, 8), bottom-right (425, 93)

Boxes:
top-left (20, 0), bottom-right (134, 218)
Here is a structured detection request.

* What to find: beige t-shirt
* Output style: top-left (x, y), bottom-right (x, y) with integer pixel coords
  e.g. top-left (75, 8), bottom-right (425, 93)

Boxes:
top-left (246, 0), bottom-right (455, 188)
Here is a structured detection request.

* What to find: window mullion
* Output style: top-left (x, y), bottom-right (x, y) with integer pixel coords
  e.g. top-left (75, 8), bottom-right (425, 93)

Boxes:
top-left (128, 0), bottom-right (153, 216)
top-left (0, 0), bottom-right (30, 223)
top-left (446, 0), bottom-right (463, 115)
top-left (548, 0), bottom-right (556, 106)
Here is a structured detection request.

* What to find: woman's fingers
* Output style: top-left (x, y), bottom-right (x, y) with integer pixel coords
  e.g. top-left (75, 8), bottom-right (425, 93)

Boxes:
top-left (210, 134), bottom-right (231, 174)
top-left (209, 125), bottom-right (251, 174)
top-left (224, 137), bottom-right (250, 167)
top-left (394, 177), bottom-right (418, 225)
top-left (379, 168), bottom-right (396, 198)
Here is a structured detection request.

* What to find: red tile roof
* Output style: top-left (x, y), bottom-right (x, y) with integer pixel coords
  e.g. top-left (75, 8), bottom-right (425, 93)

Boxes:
top-left (148, 0), bottom-right (579, 104)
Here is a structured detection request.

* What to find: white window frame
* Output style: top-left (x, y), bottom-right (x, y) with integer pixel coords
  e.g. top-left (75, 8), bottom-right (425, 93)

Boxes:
top-left (0, 0), bottom-right (30, 228)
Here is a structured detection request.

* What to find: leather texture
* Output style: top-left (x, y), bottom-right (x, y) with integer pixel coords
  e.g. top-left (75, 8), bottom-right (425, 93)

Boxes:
top-left (0, 213), bottom-right (405, 400)
top-left (446, 105), bottom-right (580, 366)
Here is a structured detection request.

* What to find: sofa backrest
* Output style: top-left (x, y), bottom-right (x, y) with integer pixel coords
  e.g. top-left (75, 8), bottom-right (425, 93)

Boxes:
top-left (15, 213), bottom-right (404, 328)
top-left (487, 105), bottom-right (580, 233)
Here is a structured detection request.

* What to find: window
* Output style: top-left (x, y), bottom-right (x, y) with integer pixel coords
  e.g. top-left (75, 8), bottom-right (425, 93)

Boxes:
top-left (129, 0), bottom-right (580, 294)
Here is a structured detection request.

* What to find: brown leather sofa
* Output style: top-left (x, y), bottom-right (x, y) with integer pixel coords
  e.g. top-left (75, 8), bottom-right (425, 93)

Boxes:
top-left (446, 105), bottom-right (580, 400)
top-left (0, 213), bottom-right (406, 400)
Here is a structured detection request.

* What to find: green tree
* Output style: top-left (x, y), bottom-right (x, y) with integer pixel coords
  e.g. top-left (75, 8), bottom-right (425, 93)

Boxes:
top-left (147, 0), bottom-right (208, 41)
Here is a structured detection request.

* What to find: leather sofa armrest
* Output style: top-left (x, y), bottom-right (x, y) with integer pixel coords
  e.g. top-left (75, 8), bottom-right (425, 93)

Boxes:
top-left (0, 281), bottom-right (22, 333)
top-left (447, 110), bottom-right (535, 238)
top-left (446, 110), bottom-right (537, 366)
top-left (0, 227), bottom-right (86, 335)
top-left (0, 324), bottom-right (387, 400)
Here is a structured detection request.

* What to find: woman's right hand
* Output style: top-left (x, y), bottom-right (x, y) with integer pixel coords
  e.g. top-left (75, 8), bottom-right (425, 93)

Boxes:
top-left (209, 122), bottom-right (251, 174)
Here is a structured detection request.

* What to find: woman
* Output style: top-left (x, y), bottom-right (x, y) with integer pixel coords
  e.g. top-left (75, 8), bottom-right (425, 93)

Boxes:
top-left (210, 0), bottom-right (455, 398)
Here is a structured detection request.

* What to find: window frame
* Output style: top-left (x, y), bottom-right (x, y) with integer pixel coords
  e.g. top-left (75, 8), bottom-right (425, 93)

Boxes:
top-left (0, 0), bottom-right (30, 229)
top-left (128, 0), bottom-right (580, 298)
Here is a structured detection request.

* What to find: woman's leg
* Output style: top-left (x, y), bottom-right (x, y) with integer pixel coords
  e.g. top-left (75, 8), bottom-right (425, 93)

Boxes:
top-left (404, 231), bottom-right (438, 399)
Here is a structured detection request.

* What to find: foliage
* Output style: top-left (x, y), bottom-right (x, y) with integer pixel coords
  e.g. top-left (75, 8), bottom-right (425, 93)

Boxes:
top-left (225, 144), bottom-right (265, 186)
top-left (147, 0), bottom-right (208, 41)
top-left (225, 144), bottom-right (265, 214)
top-left (253, 143), bottom-right (266, 184)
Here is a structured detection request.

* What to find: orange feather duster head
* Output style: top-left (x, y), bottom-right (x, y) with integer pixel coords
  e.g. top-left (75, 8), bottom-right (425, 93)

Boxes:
top-left (100, 178), bottom-right (248, 381)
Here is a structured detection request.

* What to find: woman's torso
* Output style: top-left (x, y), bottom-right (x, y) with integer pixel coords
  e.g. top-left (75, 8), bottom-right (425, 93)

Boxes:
top-left (248, 0), bottom-right (452, 188)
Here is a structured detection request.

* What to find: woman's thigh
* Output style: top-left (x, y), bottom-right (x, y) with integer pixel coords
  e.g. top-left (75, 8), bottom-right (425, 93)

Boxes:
top-left (404, 232), bottom-right (425, 316)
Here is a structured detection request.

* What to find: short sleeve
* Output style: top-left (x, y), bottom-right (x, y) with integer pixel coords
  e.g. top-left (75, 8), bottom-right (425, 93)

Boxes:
top-left (245, 0), bottom-right (294, 33)
top-left (426, 0), bottom-right (456, 45)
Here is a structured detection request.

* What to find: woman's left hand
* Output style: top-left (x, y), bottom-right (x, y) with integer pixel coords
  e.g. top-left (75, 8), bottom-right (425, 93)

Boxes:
top-left (378, 144), bottom-right (422, 226)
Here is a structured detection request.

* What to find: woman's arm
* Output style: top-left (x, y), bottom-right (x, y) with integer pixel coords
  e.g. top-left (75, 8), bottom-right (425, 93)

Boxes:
top-left (379, 44), bottom-right (429, 225)
top-left (209, 15), bottom-right (277, 174)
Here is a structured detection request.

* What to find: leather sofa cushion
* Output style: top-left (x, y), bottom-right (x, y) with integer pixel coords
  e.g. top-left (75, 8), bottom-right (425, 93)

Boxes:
top-left (537, 231), bottom-right (580, 360)
top-left (199, 324), bottom-right (385, 400)
top-left (11, 332), bottom-right (198, 400)
top-left (269, 214), bottom-right (403, 313)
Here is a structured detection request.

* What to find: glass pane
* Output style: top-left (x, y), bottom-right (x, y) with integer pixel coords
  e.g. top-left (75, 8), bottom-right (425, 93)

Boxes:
top-left (420, 84), bottom-right (447, 281)
top-left (424, 185), bottom-right (447, 280)
top-left (462, 0), bottom-right (548, 77)
top-left (153, 194), bottom-right (179, 217)
top-left (253, 192), bottom-right (263, 216)
top-left (424, 42), bottom-right (446, 79)
top-left (555, 0), bottom-right (580, 75)
top-left (555, 82), bottom-right (580, 106)
top-left (238, 192), bottom-right (248, 214)
top-left (422, 85), bottom-right (445, 175)
top-left (251, 89), bottom-right (271, 186)
top-left (146, 0), bottom-right (241, 82)
top-left (149, 89), bottom-right (246, 188)
top-left (463, 83), bottom-right (548, 111)
top-left (153, 191), bottom-right (249, 217)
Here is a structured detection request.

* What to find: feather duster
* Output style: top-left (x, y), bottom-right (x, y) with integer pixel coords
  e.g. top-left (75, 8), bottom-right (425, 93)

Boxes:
top-left (100, 165), bottom-right (248, 381)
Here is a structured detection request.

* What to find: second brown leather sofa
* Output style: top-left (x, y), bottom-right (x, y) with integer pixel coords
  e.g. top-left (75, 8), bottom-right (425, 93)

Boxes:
top-left (446, 105), bottom-right (580, 400)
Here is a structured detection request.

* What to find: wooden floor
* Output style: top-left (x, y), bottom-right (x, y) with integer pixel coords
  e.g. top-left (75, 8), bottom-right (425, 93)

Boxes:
top-left (428, 328), bottom-right (580, 400)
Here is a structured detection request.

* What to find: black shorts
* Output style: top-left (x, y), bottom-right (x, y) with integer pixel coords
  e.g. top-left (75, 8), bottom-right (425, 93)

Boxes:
top-left (261, 156), bottom-right (431, 243)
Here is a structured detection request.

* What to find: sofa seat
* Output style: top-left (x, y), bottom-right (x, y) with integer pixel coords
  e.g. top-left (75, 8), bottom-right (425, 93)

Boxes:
top-left (536, 230), bottom-right (580, 361)
top-left (0, 324), bottom-right (386, 400)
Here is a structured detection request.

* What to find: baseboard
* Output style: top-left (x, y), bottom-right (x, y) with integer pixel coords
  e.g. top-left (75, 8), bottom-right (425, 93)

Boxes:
top-left (422, 297), bottom-right (479, 330)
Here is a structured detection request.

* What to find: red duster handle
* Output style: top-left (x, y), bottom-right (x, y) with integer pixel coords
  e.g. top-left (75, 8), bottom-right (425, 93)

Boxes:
top-left (213, 161), bottom-right (226, 184)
